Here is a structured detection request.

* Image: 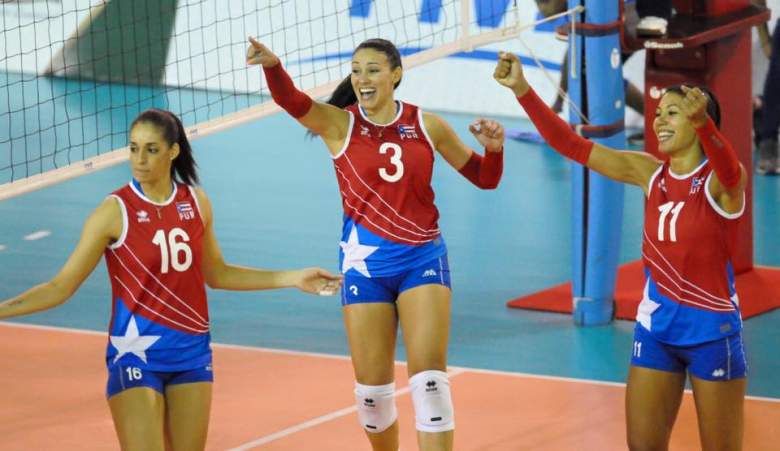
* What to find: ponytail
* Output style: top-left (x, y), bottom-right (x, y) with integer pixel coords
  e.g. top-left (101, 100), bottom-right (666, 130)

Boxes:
top-left (325, 75), bottom-right (358, 109)
top-left (131, 109), bottom-right (199, 185)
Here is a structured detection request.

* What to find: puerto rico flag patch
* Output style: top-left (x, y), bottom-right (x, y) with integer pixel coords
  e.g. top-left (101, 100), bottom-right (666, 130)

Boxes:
top-left (176, 201), bottom-right (195, 221)
top-left (398, 124), bottom-right (418, 140)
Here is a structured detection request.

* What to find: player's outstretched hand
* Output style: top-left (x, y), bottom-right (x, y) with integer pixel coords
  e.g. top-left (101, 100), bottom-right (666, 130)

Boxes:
top-left (680, 85), bottom-right (709, 128)
top-left (293, 268), bottom-right (344, 296)
top-left (494, 51), bottom-right (529, 97)
top-left (247, 37), bottom-right (281, 68)
top-left (469, 118), bottom-right (505, 152)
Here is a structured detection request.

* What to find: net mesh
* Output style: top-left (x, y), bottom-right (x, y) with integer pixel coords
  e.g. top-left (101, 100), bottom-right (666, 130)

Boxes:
top-left (0, 0), bottom-right (517, 189)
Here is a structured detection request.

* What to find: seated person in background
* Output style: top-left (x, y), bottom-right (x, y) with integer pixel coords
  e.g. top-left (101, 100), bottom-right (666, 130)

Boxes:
top-left (636, 0), bottom-right (672, 37)
top-left (535, 0), bottom-right (645, 143)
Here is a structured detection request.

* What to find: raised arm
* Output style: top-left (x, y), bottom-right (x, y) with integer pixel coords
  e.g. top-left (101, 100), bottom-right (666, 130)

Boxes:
top-left (679, 86), bottom-right (747, 214)
top-left (246, 37), bottom-right (351, 154)
top-left (493, 51), bottom-right (660, 193)
top-left (195, 188), bottom-right (342, 295)
top-left (0, 198), bottom-right (122, 319)
top-left (423, 112), bottom-right (504, 189)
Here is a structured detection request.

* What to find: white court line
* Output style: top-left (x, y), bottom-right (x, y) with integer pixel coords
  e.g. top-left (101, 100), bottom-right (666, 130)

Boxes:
top-left (228, 368), bottom-right (467, 450)
top-left (2, 321), bottom-right (779, 408)
top-left (23, 230), bottom-right (51, 241)
top-left (1, 321), bottom-right (778, 403)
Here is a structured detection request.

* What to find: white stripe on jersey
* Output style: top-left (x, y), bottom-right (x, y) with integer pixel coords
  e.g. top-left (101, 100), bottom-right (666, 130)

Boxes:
top-left (113, 276), bottom-right (209, 334)
top-left (642, 252), bottom-right (735, 311)
top-left (335, 165), bottom-right (439, 239)
top-left (341, 153), bottom-right (439, 234)
top-left (110, 248), bottom-right (210, 329)
top-left (643, 230), bottom-right (734, 308)
top-left (653, 279), bottom-right (736, 312)
top-left (119, 244), bottom-right (209, 324)
top-left (643, 231), bottom-right (731, 305)
top-left (341, 195), bottom-right (433, 245)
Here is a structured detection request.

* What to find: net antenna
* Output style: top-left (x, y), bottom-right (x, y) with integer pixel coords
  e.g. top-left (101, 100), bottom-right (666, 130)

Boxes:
top-left (510, 1), bottom-right (588, 124)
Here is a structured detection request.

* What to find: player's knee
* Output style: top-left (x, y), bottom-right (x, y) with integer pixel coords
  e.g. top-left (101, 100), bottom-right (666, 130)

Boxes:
top-left (627, 430), bottom-right (669, 451)
top-left (354, 382), bottom-right (398, 433)
top-left (409, 370), bottom-right (454, 433)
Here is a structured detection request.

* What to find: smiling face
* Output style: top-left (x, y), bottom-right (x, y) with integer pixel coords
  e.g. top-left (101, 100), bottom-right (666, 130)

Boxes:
top-left (653, 91), bottom-right (698, 155)
top-left (350, 47), bottom-right (401, 111)
top-left (129, 122), bottom-right (179, 184)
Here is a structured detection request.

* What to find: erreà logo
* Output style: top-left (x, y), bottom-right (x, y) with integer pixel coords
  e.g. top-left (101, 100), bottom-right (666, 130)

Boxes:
top-left (137, 210), bottom-right (150, 223)
top-left (425, 380), bottom-right (437, 392)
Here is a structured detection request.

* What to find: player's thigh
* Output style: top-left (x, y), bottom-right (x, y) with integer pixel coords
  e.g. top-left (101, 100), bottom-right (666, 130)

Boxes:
top-left (685, 331), bottom-right (747, 450)
top-left (165, 381), bottom-right (213, 451)
top-left (108, 386), bottom-right (166, 451)
top-left (397, 283), bottom-right (451, 375)
top-left (626, 365), bottom-right (686, 450)
top-left (342, 301), bottom-right (399, 384)
top-left (690, 376), bottom-right (745, 451)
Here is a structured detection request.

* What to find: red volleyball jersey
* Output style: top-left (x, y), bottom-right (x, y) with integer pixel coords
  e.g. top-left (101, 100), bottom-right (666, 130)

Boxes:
top-left (639, 160), bottom-right (743, 344)
top-left (105, 182), bottom-right (209, 337)
top-left (333, 102), bottom-right (441, 245)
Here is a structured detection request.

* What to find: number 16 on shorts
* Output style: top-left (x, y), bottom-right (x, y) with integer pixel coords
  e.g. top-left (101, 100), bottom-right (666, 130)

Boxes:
top-left (126, 367), bottom-right (143, 381)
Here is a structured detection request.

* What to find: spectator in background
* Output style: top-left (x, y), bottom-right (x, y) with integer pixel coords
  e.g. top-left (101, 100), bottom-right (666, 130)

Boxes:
top-left (636, 0), bottom-right (673, 37)
top-left (534, 0), bottom-right (645, 143)
top-left (756, 1), bottom-right (779, 174)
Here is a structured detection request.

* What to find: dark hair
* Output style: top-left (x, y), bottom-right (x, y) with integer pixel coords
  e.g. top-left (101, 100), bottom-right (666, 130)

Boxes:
top-left (131, 108), bottom-right (199, 185)
top-left (324, 38), bottom-right (403, 109)
top-left (662, 84), bottom-right (721, 129)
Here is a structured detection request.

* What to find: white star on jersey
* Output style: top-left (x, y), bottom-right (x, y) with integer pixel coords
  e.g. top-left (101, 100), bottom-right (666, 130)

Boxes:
top-left (110, 315), bottom-right (161, 364)
top-left (339, 226), bottom-right (379, 277)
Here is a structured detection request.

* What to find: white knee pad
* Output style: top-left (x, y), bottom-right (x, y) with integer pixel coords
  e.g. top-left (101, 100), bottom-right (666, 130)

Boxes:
top-left (354, 382), bottom-right (398, 433)
top-left (409, 370), bottom-right (455, 433)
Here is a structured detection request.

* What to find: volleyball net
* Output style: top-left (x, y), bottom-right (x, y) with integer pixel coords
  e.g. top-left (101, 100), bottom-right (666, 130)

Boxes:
top-left (0, 0), bottom-right (554, 200)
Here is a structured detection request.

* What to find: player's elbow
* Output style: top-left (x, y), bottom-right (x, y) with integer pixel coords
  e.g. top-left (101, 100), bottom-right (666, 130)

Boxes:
top-left (475, 178), bottom-right (500, 190)
top-left (204, 272), bottom-right (226, 290)
top-left (203, 265), bottom-right (228, 289)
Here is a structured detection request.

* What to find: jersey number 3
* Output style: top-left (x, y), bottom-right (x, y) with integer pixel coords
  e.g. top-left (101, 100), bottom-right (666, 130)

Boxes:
top-left (378, 142), bottom-right (404, 183)
top-left (657, 201), bottom-right (685, 242)
top-left (152, 228), bottom-right (193, 273)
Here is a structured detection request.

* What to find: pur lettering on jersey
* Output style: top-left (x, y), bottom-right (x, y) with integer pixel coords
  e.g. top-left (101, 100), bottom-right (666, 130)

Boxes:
top-left (398, 124), bottom-right (418, 139)
top-left (176, 202), bottom-right (195, 221)
top-left (690, 177), bottom-right (704, 194)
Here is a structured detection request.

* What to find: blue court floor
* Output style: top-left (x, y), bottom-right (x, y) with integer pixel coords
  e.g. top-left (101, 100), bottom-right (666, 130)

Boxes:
top-left (1, 91), bottom-right (778, 399)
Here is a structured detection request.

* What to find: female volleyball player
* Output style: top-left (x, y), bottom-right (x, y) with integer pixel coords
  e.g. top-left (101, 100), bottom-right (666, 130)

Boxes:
top-left (0, 108), bottom-right (342, 451)
top-left (246, 37), bottom-right (504, 451)
top-left (494, 52), bottom-right (747, 450)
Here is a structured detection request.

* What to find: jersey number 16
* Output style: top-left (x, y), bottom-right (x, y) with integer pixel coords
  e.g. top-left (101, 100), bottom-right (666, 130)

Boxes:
top-left (152, 228), bottom-right (193, 273)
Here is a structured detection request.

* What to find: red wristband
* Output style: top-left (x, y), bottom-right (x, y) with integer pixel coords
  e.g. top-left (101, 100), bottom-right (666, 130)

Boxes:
top-left (516, 89), bottom-right (593, 165)
top-left (458, 148), bottom-right (503, 189)
top-left (695, 118), bottom-right (741, 188)
top-left (263, 63), bottom-right (313, 118)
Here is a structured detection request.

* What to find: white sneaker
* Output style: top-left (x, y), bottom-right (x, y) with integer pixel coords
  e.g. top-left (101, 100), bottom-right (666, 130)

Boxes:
top-left (637, 16), bottom-right (668, 37)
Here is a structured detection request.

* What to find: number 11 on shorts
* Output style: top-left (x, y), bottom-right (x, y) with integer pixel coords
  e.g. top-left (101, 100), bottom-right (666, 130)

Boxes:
top-left (632, 341), bottom-right (642, 358)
